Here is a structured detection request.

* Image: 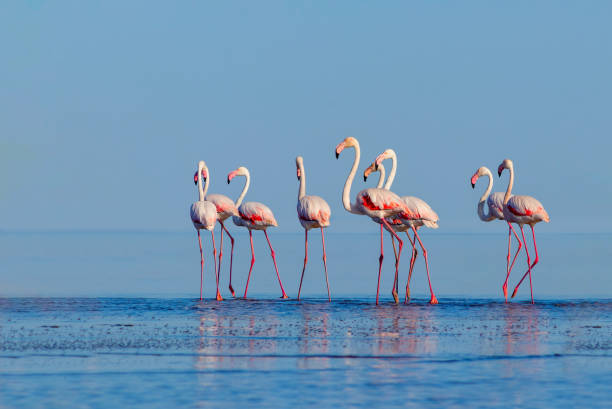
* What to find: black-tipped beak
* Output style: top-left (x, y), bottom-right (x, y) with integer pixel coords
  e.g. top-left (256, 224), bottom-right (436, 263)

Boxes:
top-left (375, 163), bottom-right (379, 171)
top-left (471, 182), bottom-right (475, 189)
top-left (498, 170), bottom-right (502, 177)
top-left (364, 175), bottom-right (368, 182)
top-left (335, 152), bottom-right (339, 159)
top-left (227, 177), bottom-right (230, 184)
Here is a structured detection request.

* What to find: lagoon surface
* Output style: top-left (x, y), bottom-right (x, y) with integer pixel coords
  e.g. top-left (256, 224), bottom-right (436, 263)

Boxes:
top-left (0, 232), bottom-right (610, 408)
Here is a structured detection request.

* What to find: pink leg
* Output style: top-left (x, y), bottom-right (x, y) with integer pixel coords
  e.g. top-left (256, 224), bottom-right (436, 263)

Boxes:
top-left (220, 221), bottom-right (236, 297)
top-left (404, 231), bottom-right (418, 303)
top-left (380, 219), bottom-right (403, 305)
top-left (376, 223), bottom-right (384, 305)
top-left (217, 223), bottom-right (224, 289)
top-left (390, 234), bottom-right (399, 302)
top-left (243, 230), bottom-right (255, 299)
top-left (320, 227), bottom-right (331, 302)
top-left (412, 226), bottom-right (437, 304)
top-left (297, 229), bottom-right (308, 301)
top-left (512, 225), bottom-right (539, 303)
top-left (197, 230), bottom-right (204, 300)
top-left (264, 230), bottom-right (288, 299)
top-left (502, 223), bottom-right (523, 301)
top-left (211, 230), bottom-right (222, 301)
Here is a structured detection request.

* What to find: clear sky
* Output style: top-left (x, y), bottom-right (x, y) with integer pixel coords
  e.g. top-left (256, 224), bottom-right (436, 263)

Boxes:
top-left (1, 1), bottom-right (611, 233)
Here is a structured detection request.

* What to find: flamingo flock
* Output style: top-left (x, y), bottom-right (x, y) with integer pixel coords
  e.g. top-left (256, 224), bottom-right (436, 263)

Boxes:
top-left (190, 138), bottom-right (550, 305)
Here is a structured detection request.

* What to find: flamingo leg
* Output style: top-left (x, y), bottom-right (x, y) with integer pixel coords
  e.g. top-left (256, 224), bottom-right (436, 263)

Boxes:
top-left (243, 230), bottom-right (255, 299)
top-left (404, 231), bottom-right (418, 303)
top-left (211, 230), bottom-right (222, 301)
top-left (297, 229), bottom-right (308, 301)
top-left (264, 230), bottom-right (288, 299)
top-left (217, 222), bottom-right (224, 291)
top-left (412, 226), bottom-right (438, 304)
top-left (391, 234), bottom-right (399, 302)
top-left (320, 227), bottom-right (331, 302)
top-left (512, 225), bottom-right (539, 303)
top-left (502, 223), bottom-right (522, 301)
top-left (376, 223), bottom-right (384, 305)
top-left (381, 218), bottom-right (403, 305)
top-left (220, 221), bottom-right (236, 297)
top-left (197, 230), bottom-right (204, 301)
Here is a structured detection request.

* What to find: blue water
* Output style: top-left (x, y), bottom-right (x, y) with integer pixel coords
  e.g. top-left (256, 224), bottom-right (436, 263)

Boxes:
top-left (0, 232), bottom-right (611, 407)
top-left (0, 298), bottom-right (610, 408)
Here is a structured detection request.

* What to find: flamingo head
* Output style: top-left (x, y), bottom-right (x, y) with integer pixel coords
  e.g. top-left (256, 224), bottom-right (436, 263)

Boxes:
top-left (374, 149), bottom-right (394, 170)
top-left (363, 162), bottom-right (377, 182)
top-left (335, 137), bottom-right (357, 159)
top-left (194, 160), bottom-right (207, 185)
top-left (295, 156), bottom-right (303, 180)
top-left (227, 166), bottom-right (249, 184)
top-left (497, 158), bottom-right (513, 177)
top-left (470, 167), bottom-right (487, 188)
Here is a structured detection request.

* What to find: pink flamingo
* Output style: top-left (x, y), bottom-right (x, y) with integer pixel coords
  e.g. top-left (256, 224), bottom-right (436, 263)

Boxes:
top-left (471, 166), bottom-right (523, 301)
top-left (498, 159), bottom-right (550, 303)
top-left (295, 156), bottom-right (332, 301)
top-left (335, 137), bottom-right (408, 305)
top-left (190, 160), bottom-right (220, 300)
top-left (197, 163), bottom-right (239, 297)
top-left (373, 149), bottom-right (439, 305)
top-left (227, 166), bottom-right (289, 299)
top-left (363, 161), bottom-right (410, 303)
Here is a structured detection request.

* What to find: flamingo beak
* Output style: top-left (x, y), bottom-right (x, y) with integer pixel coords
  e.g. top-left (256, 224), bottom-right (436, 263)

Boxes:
top-left (471, 182), bottom-right (475, 188)
top-left (498, 167), bottom-right (503, 177)
top-left (335, 141), bottom-right (346, 159)
top-left (470, 174), bottom-right (478, 188)
top-left (364, 174), bottom-right (368, 182)
top-left (227, 170), bottom-right (237, 184)
top-left (193, 172), bottom-right (198, 185)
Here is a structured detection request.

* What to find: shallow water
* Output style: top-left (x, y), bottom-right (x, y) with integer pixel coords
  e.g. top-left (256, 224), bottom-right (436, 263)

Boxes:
top-left (0, 298), bottom-right (610, 408)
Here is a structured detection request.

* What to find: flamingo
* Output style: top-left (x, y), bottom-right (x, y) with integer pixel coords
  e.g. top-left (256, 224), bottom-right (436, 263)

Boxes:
top-left (470, 166), bottom-right (523, 301)
top-left (335, 137), bottom-right (408, 305)
top-left (498, 159), bottom-right (550, 303)
top-left (227, 166), bottom-right (289, 299)
top-left (373, 149), bottom-right (439, 305)
top-left (295, 156), bottom-right (332, 301)
top-left (363, 161), bottom-right (410, 303)
top-left (190, 160), bottom-right (220, 301)
top-left (197, 163), bottom-right (239, 297)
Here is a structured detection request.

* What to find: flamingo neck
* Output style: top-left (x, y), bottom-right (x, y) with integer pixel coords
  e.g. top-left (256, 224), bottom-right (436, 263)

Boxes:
top-left (197, 163), bottom-right (205, 202)
top-left (383, 150), bottom-right (397, 190)
top-left (503, 163), bottom-right (514, 204)
top-left (298, 161), bottom-right (306, 200)
top-left (202, 164), bottom-right (210, 199)
top-left (235, 169), bottom-right (250, 207)
top-left (477, 167), bottom-right (494, 221)
top-left (375, 163), bottom-right (386, 189)
top-left (342, 142), bottom-right (362, 214)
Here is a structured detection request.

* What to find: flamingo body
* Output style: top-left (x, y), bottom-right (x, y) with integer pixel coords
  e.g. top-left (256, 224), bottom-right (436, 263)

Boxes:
top-left (399, 196), bottom-right (439, 229)
top-left (238, 201), bottom-right (278, 230)
top-left (205, 193), bottom-right (238, 221)
top-left (504, 195), bottom-right (550, 225)
top-left (486, 192), bottom-right (506, 220)
top-left (297, 195), bottom-right (331, 229)
top-left (190, 201), bottom-right (217, 231)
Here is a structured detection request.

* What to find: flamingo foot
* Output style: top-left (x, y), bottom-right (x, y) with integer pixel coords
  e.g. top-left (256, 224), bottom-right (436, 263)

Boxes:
top-left (281, 293), bottom-right (289, 299)
top-left (405, 287), bottom-right (411, 304)
top-left (502, 283), bottom-right (508, 302)
top-left (429, 295), bottom-right (438, 305)
top-left (392, 289), bottom-right (399, 304)
top-left (216, 292), bottom-right (224, 301)
top-left (229, 285), bottom-right (235, 298)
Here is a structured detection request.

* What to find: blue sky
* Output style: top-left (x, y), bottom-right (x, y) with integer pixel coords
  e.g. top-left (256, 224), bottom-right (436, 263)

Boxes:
top-left (1, 1), bottom-right (611, 233)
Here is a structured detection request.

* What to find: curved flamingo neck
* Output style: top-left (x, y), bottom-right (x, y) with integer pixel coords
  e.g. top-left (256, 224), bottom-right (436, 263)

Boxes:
top-left (383, 150), bottom-right (397, 190)
top-left (342, 141), bottom-right (362, 214)
top-left (503, 163), bottom-right (514, 204)
top-left (298, 160), bottom-right (306, 200)
top-left (477, 167), bottom-right (494, 221)
top-left (202, 164), bottom-right (210, 199)
top-left (235, 169), bottom-right (250, 207)
top-left (197, 163), bottom-right (205, 202)
top-left (375, 163), bottom-right (386, 189)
